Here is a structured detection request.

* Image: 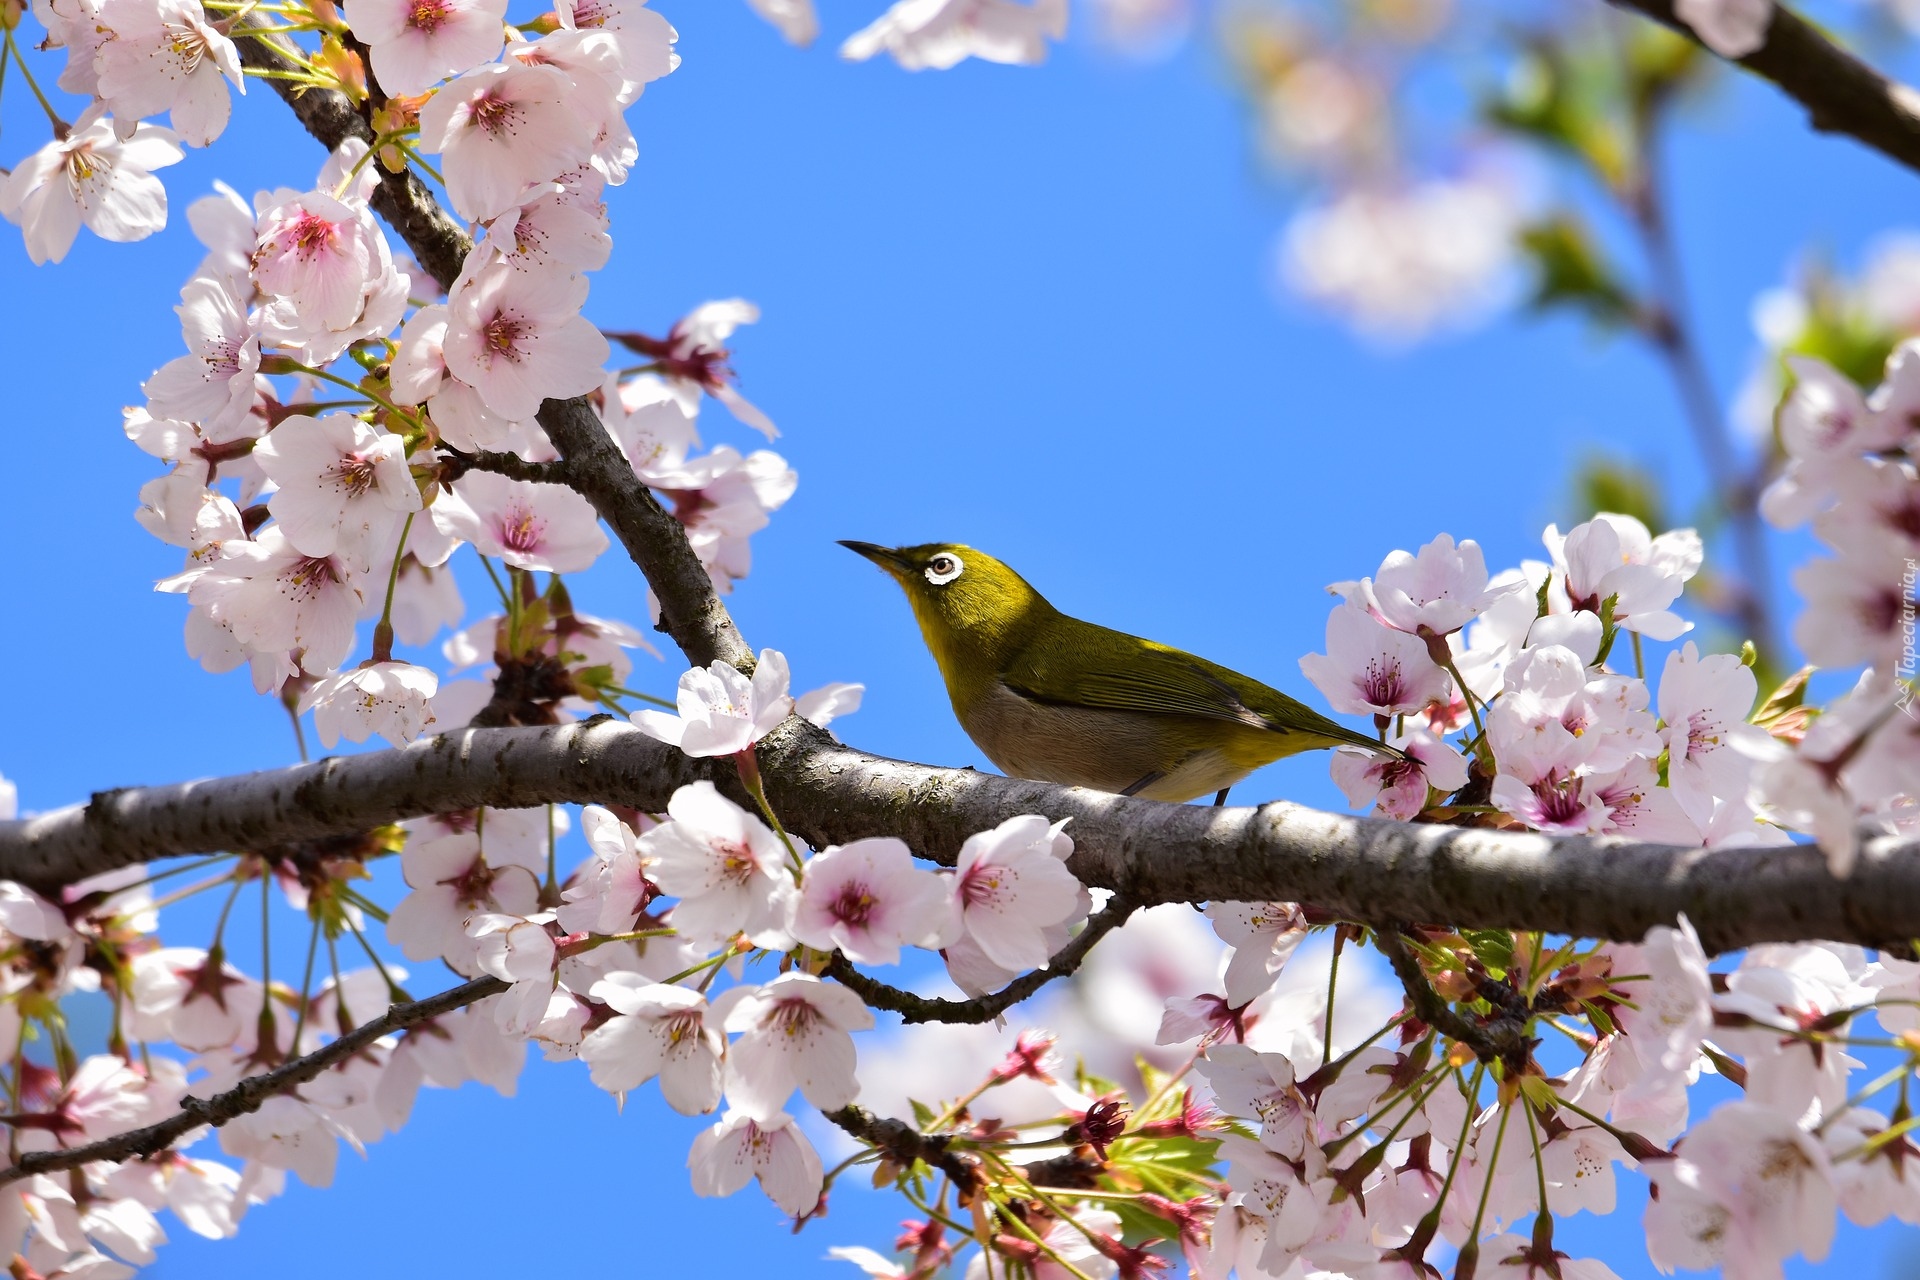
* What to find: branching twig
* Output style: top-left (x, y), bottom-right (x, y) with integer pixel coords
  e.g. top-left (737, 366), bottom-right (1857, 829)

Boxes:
top-left (823, 897), bottom-right (1138, 1025)
top-left (1608, 0), bottom-right (1920, 178)
top-left (440, 448), bottom-right (577, 488)
top-left (1373, 926), bottom-right (1528, 1065)
top-left (241, 40), bottom-right (752, 672)
top-left (822, 1103), bottom-right (982, 1194)
top-left (0, 975), bottom-right (506, 1187)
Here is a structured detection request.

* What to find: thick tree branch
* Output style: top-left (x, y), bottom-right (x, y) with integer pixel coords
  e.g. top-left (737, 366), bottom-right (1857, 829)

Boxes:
top-left (1608, 0), bottom-right (1920, 177)
top-left (240, 34), bottom-right (753, 672)
top-left (0, 975), bottom-right (506, 1187)
top-left (4, 719), bottom-right (1919, 953)
top-left (822, 896), bottom-right (1139, 1025)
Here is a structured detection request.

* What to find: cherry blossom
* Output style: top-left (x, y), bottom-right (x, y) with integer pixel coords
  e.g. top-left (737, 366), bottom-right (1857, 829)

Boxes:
top-left (686, 1109), bottom-right (823, 1216)
top-left (1674, 0), bottom-right (1772, 56)
top-left (553, 0), bottom-right (681, 87)
top-left (345, 0), bottom-right (508, 98)
top-left (1654, 1100), bottom-right (1837, 1276)
top-left (254, 413), bottom-right (421, 565)
top-left (631, 649), bottom-right (795, 757)
top-left (630, 299), bottom-right (779, 437)
top-left (417, 62), bottom-right (598, 221)
top-left (641, 781), bottom-right (796, 947)
top-left (1656, 642), bottom-right (1771, 827)
top-left (142, 275), bottom-right (258, 433)
top-left (93, 0), bottom-right (245, 147)
top-left (557, 805), bottom-right (654, 935)
top-left (945, 815), bottom-right (1084, 973)
top-left (184, 527), bottom-right (364, 677)
top-left (1300, 600), bottom-right (1453, 717)
top-left (443, 260), bottom-right (611, 420)
top-left (1360, 533), bottom-right (1514, 638)
top-left (580, 975), bottom-right (723, 1113)
top-left (1546, 513), bottom-right (1702, 641)
top-left (719, 972), bottom-right (873, 1117)
top-left (1207, 902), bottom-right (1308, 1006)
top-left (0, 109), bottom-right (183, 264)
top-left (429, 471), bottom-right (609, 574)
top-left (746, 0), bottom-right (818, 45)
top-left (385, 829), bottom-right (542, 972)
top-left (296, 661), bottom-right (440, 747)
top-left (791, 837), bottom-right (953, 965)
top-left (1330, 727), bottom-right (1468, 821)
top-left (251, 185), bottom-right (409, 365)
top-left (842, 0), bottom-right (1069, 71)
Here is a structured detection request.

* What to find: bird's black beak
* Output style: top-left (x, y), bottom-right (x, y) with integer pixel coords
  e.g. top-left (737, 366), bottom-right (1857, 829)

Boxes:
top-left (839, 541), bottom-right (916, 575)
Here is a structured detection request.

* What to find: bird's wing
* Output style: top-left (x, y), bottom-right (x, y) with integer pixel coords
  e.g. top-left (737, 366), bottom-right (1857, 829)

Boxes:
top-left (1002, 630), bottom-right (1399, 757)
top-left (1001, 639), bottom-right (1276, 730)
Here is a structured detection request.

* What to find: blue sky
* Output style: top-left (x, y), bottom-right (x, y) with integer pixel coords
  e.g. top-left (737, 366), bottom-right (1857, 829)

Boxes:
top-left (3, 0), bottom-right (1918, 1274)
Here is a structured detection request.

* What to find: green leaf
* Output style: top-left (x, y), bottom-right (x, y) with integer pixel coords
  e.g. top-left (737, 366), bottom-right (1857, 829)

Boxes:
top-left (1462, 929), bottom-right (1513, 978)
top-left (1517, 216), bottom-right (1638, 331)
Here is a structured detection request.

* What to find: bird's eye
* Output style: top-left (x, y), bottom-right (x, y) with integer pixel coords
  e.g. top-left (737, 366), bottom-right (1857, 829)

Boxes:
top-left (925, 553), bottom-right (965, 586)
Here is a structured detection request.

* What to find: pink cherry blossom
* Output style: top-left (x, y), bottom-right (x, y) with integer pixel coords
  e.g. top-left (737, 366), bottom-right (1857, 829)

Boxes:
top-left (1657, 642), bottom-right (1772, 828)
top-left (185, 528), bottom-right (364, 676)
top-left (345, 0), bottom-right (508, 98)
top-left (142, 275), bottom-right (258, 433)
top-left (796, 681), bottom-right (864, 727)
top-left (296, 661), bottom-right (440, 748)
top-left (254, 413), bottom-right (421, 565)
top-left (687, 1109), bottom-right (823, 1216)
top-left (720, 972), bottom-right (873, 1118)
top-left (1207, 902), bottom-right (1308, 1006)
top-left (841, 0), bottom-right (1069, 71)
top-left (580, 975), bottom-right (723, 1113)
top-left (0, 109), bottom-right (183, 264)
top-left (385, 830), bottom-right (541, 972)
top-left (251, 186), bottom-right (409, 365)
top-left (479, 187), bottom-right (612, 276)
top-left (631, 650), bottom-right (795, 757)
top-left (651, 446), bottom-right (799, 593)
top-left (791, 837), bottom-right (953, 966)
top-left (1199, 1044), bottom-right (1316, 1159)
top-left (624, 299), bottom-right (779, 438)
top-left (1657, 1100), bottom-right (1837, 1276)
top-left (94, 0), bottom-right (245, 147)
top-left (641, 780), bottom-right (795, 947)
top-left (443, 260), bottom-right (610, 421)
top-left (429, 470), bottom-right (609, 574)
top-left (1299, 600), bottom-right (1452, 717)
top-left (1673, 0), bottom-right (1770, 56)
top-left (746, 0), bottom-right (818, 45)
top-left (1330, 726), bottom-right (1468, 821)
top-left (417, 62), bottom-right (598, 220)
top-left (554, 0), bottom-right (681, 87)
top-left (946, 815), bottom-right (1083, 973)
top-left (557, 805), bottom-right (655, 935)
top-left (1546, 513), bottom-right (1701, 641)
top-left (1363, 533), bottom-right (1515, 637)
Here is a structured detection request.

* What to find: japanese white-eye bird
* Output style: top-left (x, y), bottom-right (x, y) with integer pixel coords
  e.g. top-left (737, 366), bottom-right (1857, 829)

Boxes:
top-left (841, 541), bottom-right (1403, 805)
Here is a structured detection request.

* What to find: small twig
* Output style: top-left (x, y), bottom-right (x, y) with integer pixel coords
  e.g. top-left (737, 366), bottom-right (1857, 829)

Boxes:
top-left (822, 897), bottom-right (1138, 1025)
top-left (0, 976), bottom-right (506, 1187)
top-left (1608, 0), bottom-right (1920, 179)
top-left (440, 447), bottom-right (577, 488)
top-left (1373, 925), bottom-right (1526, 1066)
top-left (822, 1103), bottom-right (982, 1195)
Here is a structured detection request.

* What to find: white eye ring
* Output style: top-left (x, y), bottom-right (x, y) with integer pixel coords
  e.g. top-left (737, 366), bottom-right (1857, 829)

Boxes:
top-left (925, 553), bottom-right (965, 586)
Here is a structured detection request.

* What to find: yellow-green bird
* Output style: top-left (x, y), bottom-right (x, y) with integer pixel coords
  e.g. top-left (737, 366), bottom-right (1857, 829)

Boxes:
top-left (841, 541), bottom-right (1402, 805)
